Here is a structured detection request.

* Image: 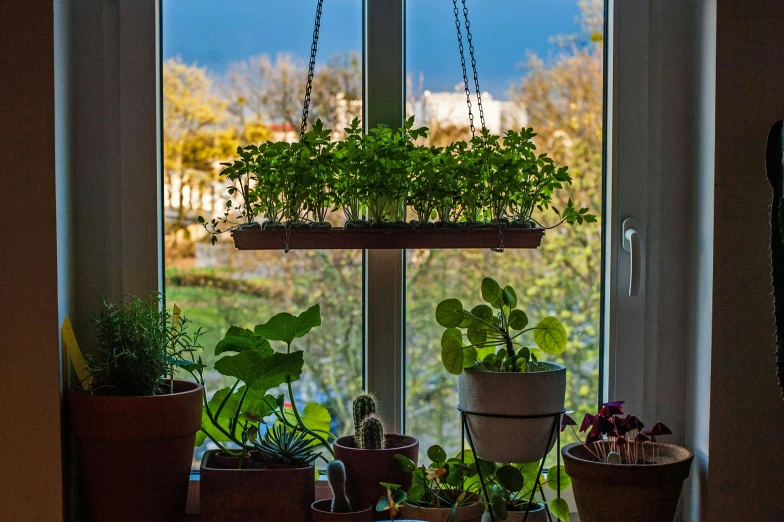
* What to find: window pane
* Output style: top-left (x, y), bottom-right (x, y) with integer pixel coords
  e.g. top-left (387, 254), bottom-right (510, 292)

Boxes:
top-left (162, 0), bottom-right (363, 468)
top-left (405, 0), bottom-right (604, 462)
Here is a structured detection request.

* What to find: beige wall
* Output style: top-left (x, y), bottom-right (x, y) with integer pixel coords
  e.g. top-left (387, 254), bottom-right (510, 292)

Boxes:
top-left (708, 0), bottom-right (784, 520)
top-left (0, 1), bottom-right (65, 520)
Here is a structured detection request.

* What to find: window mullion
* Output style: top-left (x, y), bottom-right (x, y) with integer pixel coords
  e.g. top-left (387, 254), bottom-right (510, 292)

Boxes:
top-left (363, 0), bottom-right (405, 433)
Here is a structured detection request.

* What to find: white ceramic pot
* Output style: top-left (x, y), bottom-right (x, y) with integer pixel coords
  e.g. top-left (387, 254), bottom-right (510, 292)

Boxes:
top-left (481, 503), bottom-right (547, 522)
top-left (458, 364), bottom-right (566, 463)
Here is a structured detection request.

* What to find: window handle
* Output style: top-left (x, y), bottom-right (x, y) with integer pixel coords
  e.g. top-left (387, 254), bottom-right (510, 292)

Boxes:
top-left (622, 218), bottom-right (641, 297)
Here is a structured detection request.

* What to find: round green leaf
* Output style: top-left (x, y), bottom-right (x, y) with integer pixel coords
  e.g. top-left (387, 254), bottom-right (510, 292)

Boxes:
top-left (491, 493), bottom-right (508, 520)
top-left (441, 338), bottom-right (465, 375)
top-left (549, 497), bottom-right (570, 522)
top-left (427, 445), bottom-right (447, 464)
top-left (547, 465), bottom-right (571, 491)
top-left (481, 277), bottom-right (502, 308)
top-left (406, 482), bottom-right (425, 503)
top-left (508, 309), bottom-right (529, 330)
top-left (462, 346), bottom-right (478, 369)
top-left (502, 286), bottom-right (517, 309)
top-left (394, 454), bottom-right (416, 472)
top-left (496, 465), bottom-right (525, 492)
top-left (436, 299), bottom-right (465, 328)
top-left (467, 326), bottom-right (487, 345)
top-left (441, 328), bottom-right (463, 348)
top-left (533, 316), bottom-right (568, 355)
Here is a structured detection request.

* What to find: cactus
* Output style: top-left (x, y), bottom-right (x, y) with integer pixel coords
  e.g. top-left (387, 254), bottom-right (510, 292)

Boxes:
top-left (327, 460), bottom-right (352, 513)
top-left (359, 415), bottom-right (386, 449)
top-left (353, 393), bottom-right (377, 437)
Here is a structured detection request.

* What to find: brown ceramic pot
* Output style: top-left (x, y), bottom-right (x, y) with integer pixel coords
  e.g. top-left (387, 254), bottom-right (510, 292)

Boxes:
top-left (199, 449), bottom-right (315, 521)
top-left (400, 493), bottom-right (485, 522)
top-left (481, 503), bottom-right (547, 522)
top-left (311, 499), bottom-right (373, 522)
top-left (562, 441), bottom-right (694, 522)
top-left (68, 379), bottom-right (203, 522)
top-left (333, 434), bottom-right (419, 521)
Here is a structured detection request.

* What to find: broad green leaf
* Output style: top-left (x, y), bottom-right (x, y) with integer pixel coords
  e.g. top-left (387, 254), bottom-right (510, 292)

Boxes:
top-left (503, 285), bottom-right (518, 309)
top-left (519, 461), bottom-right (541, 484)
top-left (441, 337), bottom-right (464, 375)
top-left (196, 386), bottom-right (275, 446)
top-left (470, 304), bottom-right (494, 324)
top-left (462, 346), bottom-right (478, 368)
top-left (481, 277), bottom-right (503, 308)
top-left (215, 325), bottom-right (272, 356)
top-left (406, 482), bottom-right (425, 503)
top-left (376, 488), bottom-right (406, 511)
top-left (254, 304), bottom-right (321, 345)
top-left (281, 402), bottom-right (331, 441)
top-left (547, 465), bottom-right (571, 491)
top-left (427, 445), bottom-right (447, 464)
top-left (467, 326), bottom-right (487, 345)
top-left (490, 493), bottom-right (508, 520)
top-left (549, 498), bottom-right (570, 522)
top-left (441, 328), bottom-right (463, 348)
top-left (496, 465), bottom-right (525, 492)
top-left (394, 454), bottom-right (416, 472)
top-left (508, 309), bottom-right (529, 330)
top-left (533, 316), bottom-right (568, 355)
top-left (215, 350), bottom-right (304, 391)
top-left (436, 299), bottom-right (465, 328)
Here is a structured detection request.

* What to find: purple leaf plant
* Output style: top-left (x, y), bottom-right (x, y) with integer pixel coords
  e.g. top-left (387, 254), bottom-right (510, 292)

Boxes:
top-left (561, 401), bottom-right (673, 465)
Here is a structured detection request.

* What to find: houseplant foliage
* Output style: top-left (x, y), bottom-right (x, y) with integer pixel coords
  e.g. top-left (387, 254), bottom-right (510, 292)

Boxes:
top-left (435, 277), bottom-right (569, 463)
top-left (194, 304), bottom-right (332, 521)
top-left (561, 401), bottom-right (694, 522)
top-left (198, 117), bottom-right (595, 242)
top-left (479, 460), bottom-right (570, 522)
top-left (394, 445), bottom-right (484, 522)
top-left (334, 394), bottom-right (419, 521)
top-left (68, 295), bottom-right (204, 522)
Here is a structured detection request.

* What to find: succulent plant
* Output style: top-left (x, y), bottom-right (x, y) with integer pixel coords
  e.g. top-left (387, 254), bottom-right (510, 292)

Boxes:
top-left (327, 460), bottom-right (352, 513)
top-left (353, 393), bottom-right (377, 435)
top-left (359, 415), bottom-right (386, 450)
top-left (256, 425), bottom-right (319, 467)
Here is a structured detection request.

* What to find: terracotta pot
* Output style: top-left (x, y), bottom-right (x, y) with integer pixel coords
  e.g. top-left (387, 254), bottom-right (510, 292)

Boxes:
top-left (562, 441), bottom-right (694, 522)
top-left (311, 499), bottom-right (373, 522)
top-left (200, 449), bottom-right (315, 521)
top-left (481, 503), bottom-right (547, 522)
top-left (211, 451), bottom-right (253, 470)
top-left (401, 493), bottom-right (485, 522)
top-left (333, 434), bottom-right (419, 521)
top-left (457, 365), bottom-right (565, 463)
top-left (68, 379), bottom-right (203, 522)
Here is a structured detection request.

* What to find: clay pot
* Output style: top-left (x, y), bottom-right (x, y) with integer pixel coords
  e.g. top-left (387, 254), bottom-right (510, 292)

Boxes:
top-left (457, 365), bottom-right (566, 463)
top-left (401, 493), bottom-right (485, 522)
top-left (210, 451), bottom-right (253, 470)
top-left (199, 449), bottom-right (315, 521)
top-left (481, 503), bottom-right (547, 522)
top-left (333, 434), bottom-right (419, 521)
top-left (68, 379), bottom-right (203, 522)
top-left (562, 441), bottom-right (694, 522)
top-left (311, 499), bottom-right (373, 522)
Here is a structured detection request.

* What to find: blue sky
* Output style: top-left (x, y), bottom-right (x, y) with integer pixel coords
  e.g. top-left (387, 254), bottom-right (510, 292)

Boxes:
top-left (163, 0), bottom-right (583, 99)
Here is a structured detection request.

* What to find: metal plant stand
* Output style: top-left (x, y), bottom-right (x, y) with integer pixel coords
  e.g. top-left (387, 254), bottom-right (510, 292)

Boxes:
top-left (459, 406), bottom-right (565, 522)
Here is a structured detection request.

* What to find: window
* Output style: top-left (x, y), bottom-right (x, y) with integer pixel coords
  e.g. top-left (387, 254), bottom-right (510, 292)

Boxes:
top-left (161, 0), bottom-right (606, 469)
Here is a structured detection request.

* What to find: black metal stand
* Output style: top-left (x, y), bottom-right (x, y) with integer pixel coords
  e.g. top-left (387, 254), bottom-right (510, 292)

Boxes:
top-left (458, 406), bottom-right (564, 522)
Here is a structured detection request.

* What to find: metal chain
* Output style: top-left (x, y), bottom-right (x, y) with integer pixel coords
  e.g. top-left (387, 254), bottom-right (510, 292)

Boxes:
top-left (452, 0), bottom-right (476, 138)
top-left (461, 0), bottom-right (487, 136)
top-left (491, 226), bottom-right (505, 253)
top-left (299, 0), bottom-right (324, 142)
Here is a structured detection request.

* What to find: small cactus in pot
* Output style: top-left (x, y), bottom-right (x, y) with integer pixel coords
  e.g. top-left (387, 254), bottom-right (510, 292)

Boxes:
top-left (327, 460), bottom-right (352, 513)
top-left (359, 415), bottom-right (386, 450)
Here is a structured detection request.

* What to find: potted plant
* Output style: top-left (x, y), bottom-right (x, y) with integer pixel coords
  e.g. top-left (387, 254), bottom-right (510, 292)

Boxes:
top-left (194, 304), bottom-right (334, 521)
top-left (334, 394), bottom-right (420, 520)
top-left (561, 401), bottom-right (694, 522)
top-left (312, 460), bottom-right (374, 522)
top-left (478, 460), bottom-right (571, 522)
top-left (68, 294), bottom-right (204, 522)
top-left (394, 445), bottom-right (485, 522)
top-left (435, 277), bottom-right (569, 463)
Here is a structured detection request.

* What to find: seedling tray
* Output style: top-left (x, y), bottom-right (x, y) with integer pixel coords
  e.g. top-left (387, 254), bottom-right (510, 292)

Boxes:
top-left (232, 226), bottom-right (544, 250)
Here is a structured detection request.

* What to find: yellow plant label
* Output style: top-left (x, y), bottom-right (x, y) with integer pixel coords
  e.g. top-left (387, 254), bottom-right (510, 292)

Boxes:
top-left (62, 317), bottom-right (92, 390)
top-left (172, 304), bottom-right (182, 333)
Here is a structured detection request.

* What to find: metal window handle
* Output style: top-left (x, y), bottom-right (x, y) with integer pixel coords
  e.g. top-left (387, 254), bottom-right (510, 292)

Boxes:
top-left (622, 218), bottom-right (641, 297)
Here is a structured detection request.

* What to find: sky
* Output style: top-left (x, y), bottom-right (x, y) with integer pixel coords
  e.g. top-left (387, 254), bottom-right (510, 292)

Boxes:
top-left (163, 0), bottom-right (584, 100)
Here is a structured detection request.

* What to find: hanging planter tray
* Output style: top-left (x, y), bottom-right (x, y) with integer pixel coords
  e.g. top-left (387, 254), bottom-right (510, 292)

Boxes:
top-left (231, 226), bottom-right (544, 250)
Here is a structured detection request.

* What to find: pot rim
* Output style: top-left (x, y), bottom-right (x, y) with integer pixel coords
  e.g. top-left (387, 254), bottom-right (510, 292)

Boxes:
top-left (68, 378), bottom-right (203, 398)
top-left (462, 362), bottom-right (566, 375)
top-left (201, 449), bottom-right (316, 472)
top-left (333, 433), bottom-right (419, 452)
top-left (311, 499), bottom-right (373, 514)
top-left (402, 492), bottom-right (485, 511)
top-left (562, 441), bottom-right (695, 468)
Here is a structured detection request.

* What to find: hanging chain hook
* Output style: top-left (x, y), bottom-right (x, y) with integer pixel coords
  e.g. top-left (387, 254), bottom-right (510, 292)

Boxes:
top-left (461, 0), bottom-right (487, 137)
top-left (299, 0), bottom-right (324, 142)
top-left (452, 0), bottom-right (476, 138)
top-left (491, 226), bottom-right (505, 253)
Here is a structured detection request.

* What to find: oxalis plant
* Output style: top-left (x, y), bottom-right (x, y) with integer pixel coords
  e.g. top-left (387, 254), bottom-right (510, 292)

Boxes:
top-left (435, 277), bottom-right (568, 375)
top-left (190, 304), bottom-right (335, 464)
